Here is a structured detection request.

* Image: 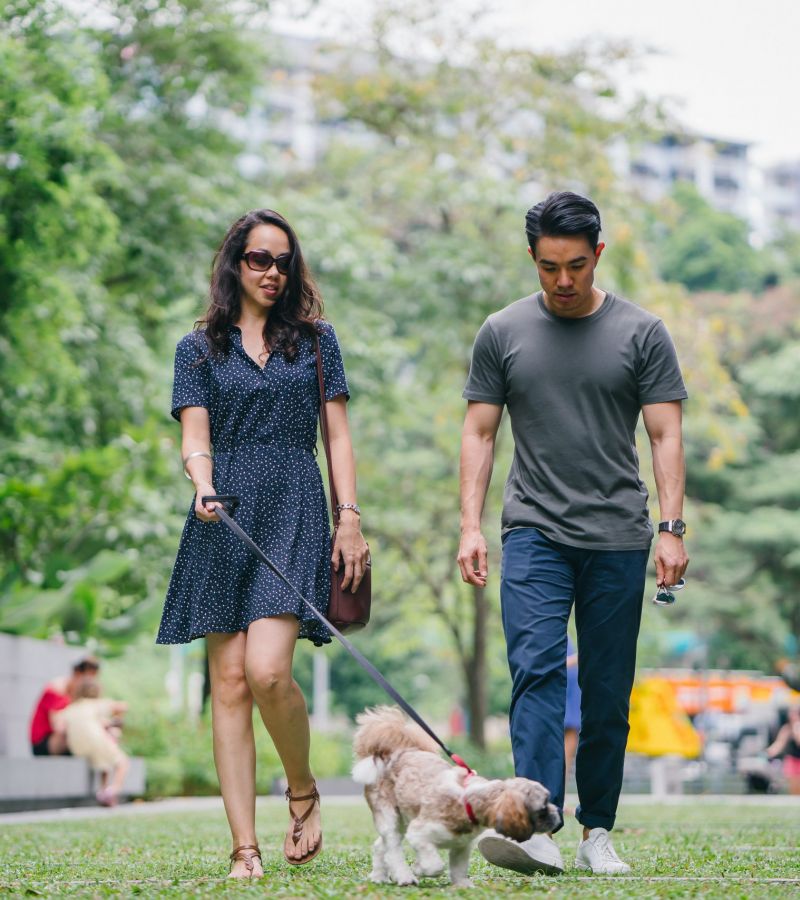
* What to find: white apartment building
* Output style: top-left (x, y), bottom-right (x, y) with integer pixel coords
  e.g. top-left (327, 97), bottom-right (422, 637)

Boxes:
top-left (612, 134), bottom-right (752, 222)
top-left (763, 160), bottom-right (800, 235)
top-left (256, 35), bottom-right (798, 242)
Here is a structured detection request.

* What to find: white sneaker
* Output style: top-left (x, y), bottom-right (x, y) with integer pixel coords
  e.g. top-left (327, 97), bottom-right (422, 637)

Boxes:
top-left (478, 831), bottom-right (564, 876)
top-left (575, 827), bottom-right (631, 874)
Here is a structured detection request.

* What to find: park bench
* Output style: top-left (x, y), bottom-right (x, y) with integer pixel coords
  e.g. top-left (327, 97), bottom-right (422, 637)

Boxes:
top-left (0, 633), bottom-right (146, 811)
top-left (0, 755), bottom-right (146, 813)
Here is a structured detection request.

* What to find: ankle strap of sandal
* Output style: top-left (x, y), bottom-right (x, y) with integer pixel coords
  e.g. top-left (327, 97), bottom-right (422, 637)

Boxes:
top-left (230, 844), bottom-right (261, 872)
top-left (285, 784), bottom-right (320, 804)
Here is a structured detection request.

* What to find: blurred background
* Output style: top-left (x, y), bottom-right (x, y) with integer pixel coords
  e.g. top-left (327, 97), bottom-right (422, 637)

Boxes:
top-left (2, 0), bottom-right (799, 800)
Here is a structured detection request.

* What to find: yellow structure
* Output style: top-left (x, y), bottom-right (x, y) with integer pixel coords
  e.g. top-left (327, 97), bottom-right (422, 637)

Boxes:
top-left (627, 677), bottom-right (702, 758)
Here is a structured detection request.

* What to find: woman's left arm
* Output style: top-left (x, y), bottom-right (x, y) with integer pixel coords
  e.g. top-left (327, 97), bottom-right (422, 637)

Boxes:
top-left (325, 396), bottom-right (369, 591)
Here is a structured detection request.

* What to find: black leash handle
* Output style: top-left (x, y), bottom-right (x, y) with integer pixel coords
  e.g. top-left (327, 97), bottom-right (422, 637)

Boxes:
top-left (201, 494), bottom-right (470, 769)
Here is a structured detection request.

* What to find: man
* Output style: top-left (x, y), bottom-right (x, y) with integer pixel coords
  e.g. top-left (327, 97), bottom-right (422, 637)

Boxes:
top-left (29, 655), bottom-right (100, 756)
top-left (457, 191), bottom-right (688, 875)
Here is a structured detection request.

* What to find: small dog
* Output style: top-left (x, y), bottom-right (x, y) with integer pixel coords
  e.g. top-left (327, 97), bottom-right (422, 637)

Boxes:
top-left (352, 706), bottom-right (560, 887)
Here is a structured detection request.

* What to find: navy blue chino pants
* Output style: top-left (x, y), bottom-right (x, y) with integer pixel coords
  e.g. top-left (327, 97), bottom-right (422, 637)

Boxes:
top-left (500, 527), bottom-right (649, 833)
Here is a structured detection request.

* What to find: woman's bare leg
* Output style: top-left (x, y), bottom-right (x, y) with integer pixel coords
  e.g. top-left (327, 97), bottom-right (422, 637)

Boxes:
top-left (207, 631), bottom-right (263, 878)
top-left (244, 615), bottom-right (320, 862)
top-left (108, 754), bottom-right (130, 795)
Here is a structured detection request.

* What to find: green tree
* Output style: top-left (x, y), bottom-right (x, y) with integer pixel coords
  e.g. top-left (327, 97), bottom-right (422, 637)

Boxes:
top-left (655, 183), bottom-right (772, 293)
top-left (285, 1), bottom-right (745, 742)
top-left (0, 0), bottom-right (271, 646)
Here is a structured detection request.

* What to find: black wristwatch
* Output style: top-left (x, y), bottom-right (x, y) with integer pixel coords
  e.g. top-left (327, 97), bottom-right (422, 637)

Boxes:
top-left (658, 519), bottom-right (686, 538)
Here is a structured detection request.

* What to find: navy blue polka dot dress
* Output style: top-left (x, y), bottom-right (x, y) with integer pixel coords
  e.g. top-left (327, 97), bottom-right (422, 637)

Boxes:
top-left (157, 321), bottom-right (348, 647)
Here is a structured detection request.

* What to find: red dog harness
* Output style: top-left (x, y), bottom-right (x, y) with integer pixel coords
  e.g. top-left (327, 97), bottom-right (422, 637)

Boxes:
top-left (452, 753), bottom-right (479, 826)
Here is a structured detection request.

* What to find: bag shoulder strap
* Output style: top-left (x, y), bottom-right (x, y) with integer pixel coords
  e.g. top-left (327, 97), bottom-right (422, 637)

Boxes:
top-left (315, 333), bottom-right (339, 526)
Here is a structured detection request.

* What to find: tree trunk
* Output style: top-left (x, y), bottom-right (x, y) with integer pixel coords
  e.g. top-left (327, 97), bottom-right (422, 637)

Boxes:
top-left (465, 584), bottom-right (488, 749)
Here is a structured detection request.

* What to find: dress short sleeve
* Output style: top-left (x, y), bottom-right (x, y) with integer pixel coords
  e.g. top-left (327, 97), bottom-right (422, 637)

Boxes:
top-left (318, 322), bottom-right (350, 402)
top-left (171, 332), bottom-right (211, 420)
top-left (462, 318), bottom-right (506, 405)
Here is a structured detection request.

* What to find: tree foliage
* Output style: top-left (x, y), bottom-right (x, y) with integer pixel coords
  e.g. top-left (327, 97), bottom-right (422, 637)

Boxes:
top-left (654, 183), bottom-right (774, 293)
top-left (2, 0), bottom-right (798, 741)
top-left (0, 0), bottom-right (269, 645)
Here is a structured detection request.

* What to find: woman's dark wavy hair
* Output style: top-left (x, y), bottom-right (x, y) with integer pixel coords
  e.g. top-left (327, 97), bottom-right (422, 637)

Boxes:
top-left (198, 209), bottom-right (324, 360)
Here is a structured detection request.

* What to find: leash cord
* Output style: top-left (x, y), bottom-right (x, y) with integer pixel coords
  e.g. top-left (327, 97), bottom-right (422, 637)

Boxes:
top-left (203, 496), bottom-right (470, 770)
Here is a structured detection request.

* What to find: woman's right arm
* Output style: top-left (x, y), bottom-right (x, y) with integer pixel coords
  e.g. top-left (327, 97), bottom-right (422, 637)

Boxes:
top-left (180, 406), bottom-right (220, 521)
top-left (766, 724), bottom-right (789, 759)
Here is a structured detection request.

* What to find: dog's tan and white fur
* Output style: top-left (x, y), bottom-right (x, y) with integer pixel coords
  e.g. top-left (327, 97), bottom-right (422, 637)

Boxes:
top-left (352, 706), bottom-right (560, 887)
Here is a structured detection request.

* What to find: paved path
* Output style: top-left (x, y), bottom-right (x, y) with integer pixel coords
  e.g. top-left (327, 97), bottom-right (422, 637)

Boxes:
top-left (0, 794), bottom-right (366, 825)
top-left (2, 792), bottom-right (796, 826)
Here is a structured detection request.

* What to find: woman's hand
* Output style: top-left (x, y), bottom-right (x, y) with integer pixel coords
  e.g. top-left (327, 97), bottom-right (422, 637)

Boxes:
top-left (332, 511), bottom-right (369, 592)
top-left (194, 481), bottom-right (221, 522)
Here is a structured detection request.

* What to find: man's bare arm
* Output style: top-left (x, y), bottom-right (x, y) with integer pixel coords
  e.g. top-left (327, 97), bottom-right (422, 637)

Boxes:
top-left (457, 401), bottom-right (503, 586)
top-left (642, 400), bottom-right (689, 588)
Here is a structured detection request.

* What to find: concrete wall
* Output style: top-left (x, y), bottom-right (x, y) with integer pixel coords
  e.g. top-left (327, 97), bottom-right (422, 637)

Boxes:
top-left (0, 633), bottom-right (88, 757)
top-left (0, 757), bottom-right (147, 811)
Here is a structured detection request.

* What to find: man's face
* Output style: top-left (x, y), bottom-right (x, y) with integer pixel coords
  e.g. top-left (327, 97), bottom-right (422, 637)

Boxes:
top-left (530, 235), bottom-right (604, 318)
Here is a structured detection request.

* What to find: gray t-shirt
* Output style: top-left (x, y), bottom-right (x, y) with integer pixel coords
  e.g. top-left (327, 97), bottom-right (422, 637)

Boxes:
top-left (463, 291), bottom-right (687, 550)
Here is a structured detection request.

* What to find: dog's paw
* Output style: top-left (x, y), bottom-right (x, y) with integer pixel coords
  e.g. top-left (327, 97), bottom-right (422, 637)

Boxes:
top-left (369, 871), bottom-right (390, 884)
top-left (451, 878), bottom-right (474, 889)
top-left (394, 871), bottom-right (419, 886)
top-left (414, 859), bottom-right (445, 878)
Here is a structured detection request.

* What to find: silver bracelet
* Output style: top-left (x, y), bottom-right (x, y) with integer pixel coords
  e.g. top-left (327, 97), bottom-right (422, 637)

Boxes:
top-left (183, 451), bottom-right (213, 481)
top-left (337, 503), bottom-right (361, 516)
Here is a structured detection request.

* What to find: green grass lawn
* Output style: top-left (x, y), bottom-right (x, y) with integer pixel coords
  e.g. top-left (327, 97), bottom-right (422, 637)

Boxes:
top-left (1, 798), bottom-right (798, 898)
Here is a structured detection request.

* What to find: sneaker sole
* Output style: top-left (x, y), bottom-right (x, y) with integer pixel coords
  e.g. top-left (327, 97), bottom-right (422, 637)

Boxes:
top-left (478, 835), bottom-right (564, 876)
top-left (574, 858), bottom-right (630, 875)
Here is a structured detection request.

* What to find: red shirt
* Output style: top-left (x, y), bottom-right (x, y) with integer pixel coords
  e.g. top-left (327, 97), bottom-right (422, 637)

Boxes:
top-left (30, 687), bottom-right (71, 745)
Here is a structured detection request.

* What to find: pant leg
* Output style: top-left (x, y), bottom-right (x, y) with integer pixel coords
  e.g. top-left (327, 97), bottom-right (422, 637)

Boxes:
top-left (500, 528), bottom-right (574, 829)
top-left (573, 546), bottom-right (649, 831)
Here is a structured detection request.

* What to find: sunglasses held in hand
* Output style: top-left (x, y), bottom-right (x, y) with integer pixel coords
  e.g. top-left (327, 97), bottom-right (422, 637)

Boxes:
top-left (241, 249), bottom-right (292, 274)
top-left (652, 578), bottom-right (686, 607)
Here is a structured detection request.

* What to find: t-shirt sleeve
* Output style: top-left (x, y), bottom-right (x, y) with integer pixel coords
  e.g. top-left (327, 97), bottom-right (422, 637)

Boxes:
top-left (637, 319), bottom-right (688, 405)
top-left (318, 322), bottom-right (350, 402)
top-left (171, 333), bottom-right (211, 421)
top-left (462, 319), bottom-right (506, 405)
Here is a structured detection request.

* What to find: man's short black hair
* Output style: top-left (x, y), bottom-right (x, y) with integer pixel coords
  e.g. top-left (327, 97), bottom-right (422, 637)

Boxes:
top-left (525, 191), bottom-right (602, 256)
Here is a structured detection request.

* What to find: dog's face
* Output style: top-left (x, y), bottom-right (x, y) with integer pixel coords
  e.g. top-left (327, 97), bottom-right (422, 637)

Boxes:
top-left (487, 777), bottom-right (561, 842)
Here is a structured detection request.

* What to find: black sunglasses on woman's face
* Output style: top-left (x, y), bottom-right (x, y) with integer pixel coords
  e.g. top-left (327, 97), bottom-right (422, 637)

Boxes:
top-left (241, 249), bottom-right (292, 274)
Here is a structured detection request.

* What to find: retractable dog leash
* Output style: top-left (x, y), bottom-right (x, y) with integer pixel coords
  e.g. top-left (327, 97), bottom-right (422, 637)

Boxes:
top-left (202, 494), bottom-right (475, 776)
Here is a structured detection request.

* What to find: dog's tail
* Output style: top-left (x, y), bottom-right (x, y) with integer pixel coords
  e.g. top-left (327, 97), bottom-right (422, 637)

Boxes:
top-left (352, 705), bottom-right (441, 766)
top-left (351, 756), bottom-right (383, 785)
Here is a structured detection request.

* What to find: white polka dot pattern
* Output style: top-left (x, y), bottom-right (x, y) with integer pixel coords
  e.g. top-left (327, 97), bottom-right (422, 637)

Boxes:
top-left (157, 321), bottom-right (349, 647)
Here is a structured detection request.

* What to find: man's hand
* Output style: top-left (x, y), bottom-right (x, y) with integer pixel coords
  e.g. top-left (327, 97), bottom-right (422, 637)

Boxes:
top-left (457, 527), bottom-right (489, 587)
top-left (654, 533), bottom-right (689, 588)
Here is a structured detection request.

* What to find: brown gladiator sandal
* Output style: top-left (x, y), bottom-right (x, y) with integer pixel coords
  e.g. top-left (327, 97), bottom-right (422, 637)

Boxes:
top-left (228, 844), bottom-right (262, 878)
top-left (283, 783), bottom-right (323, 866)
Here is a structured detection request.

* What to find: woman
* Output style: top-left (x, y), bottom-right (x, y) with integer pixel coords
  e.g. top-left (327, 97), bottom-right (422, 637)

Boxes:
top-left (157, 209), bottom-right (369, 877)
top-left (766, 706), bottom-right (800, 795)
top-left (29, 656), bottom-right (100, 756)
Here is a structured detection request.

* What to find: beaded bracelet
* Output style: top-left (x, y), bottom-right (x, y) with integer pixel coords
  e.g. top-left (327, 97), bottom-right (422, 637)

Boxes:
top-left (337, 503), bottom-right (361, 516)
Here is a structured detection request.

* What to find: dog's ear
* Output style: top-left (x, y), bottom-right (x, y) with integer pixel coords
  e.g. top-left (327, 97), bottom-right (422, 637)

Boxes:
top-left (491, 789), bottom-right (535, 843)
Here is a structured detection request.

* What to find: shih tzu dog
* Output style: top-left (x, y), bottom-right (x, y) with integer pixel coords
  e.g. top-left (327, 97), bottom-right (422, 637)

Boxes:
top-left (352, 706), bottom-right (560, 887)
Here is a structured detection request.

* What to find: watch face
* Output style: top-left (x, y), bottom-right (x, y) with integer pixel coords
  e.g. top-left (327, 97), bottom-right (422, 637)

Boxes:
top-left (672, 519), bottom-right (686, 536)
